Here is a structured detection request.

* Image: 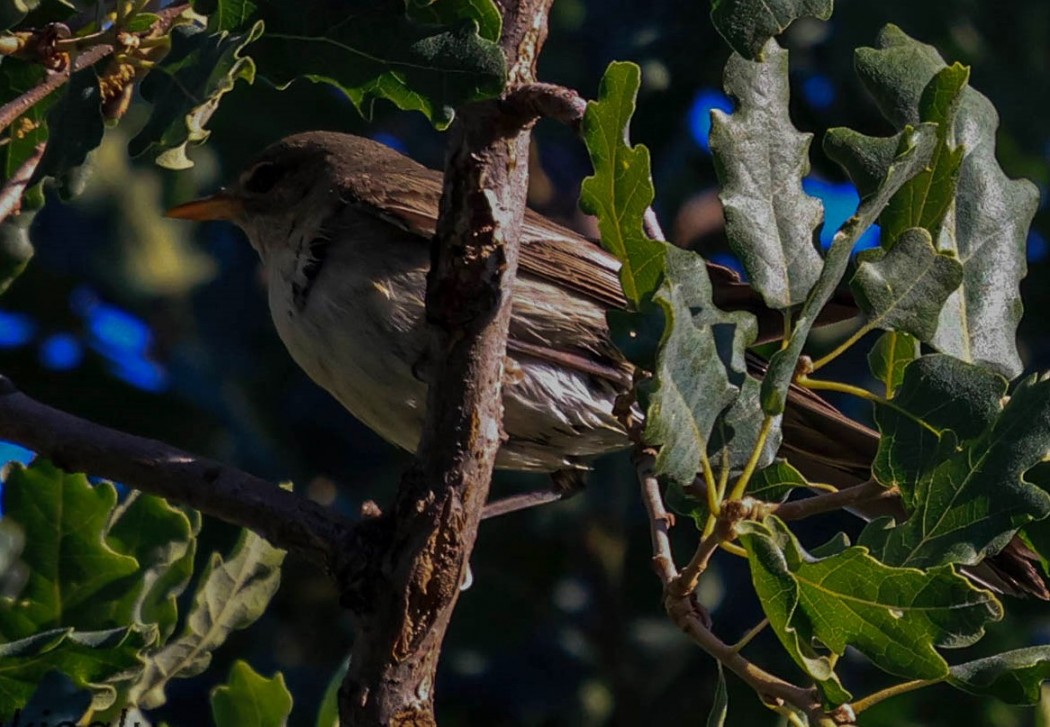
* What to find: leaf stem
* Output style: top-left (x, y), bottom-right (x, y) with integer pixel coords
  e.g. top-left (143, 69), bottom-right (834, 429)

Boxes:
top-left (851, 678), bottom-right (942, 713)
top-left (797, 375), bottom-right (942, 437)
top-left (781, 308), bottom-right (793, 350)
top-left (701, 450), bottom-right (719, 516)
top-left (730, 618), bottom-right (769, 653)
top-left (720, 541), bottom-right (748, 557)
top-left (727, 416), bottom-right (775, 501)
top-left (809, 321), bottom-right (875, 372)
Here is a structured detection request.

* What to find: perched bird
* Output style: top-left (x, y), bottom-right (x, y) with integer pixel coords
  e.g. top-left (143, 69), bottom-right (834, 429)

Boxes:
top-left (168, 131), bottom-right (1045, 597)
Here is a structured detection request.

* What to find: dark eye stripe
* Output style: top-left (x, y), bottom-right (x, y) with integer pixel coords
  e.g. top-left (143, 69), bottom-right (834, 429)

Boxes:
top-left (244, 161), bottom-right (284, 194)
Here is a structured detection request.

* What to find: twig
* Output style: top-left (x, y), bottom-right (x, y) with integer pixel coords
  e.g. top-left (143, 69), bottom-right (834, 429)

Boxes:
top-left (851, 678), bottom-right (941, 714)
top-left (501, 82), bottom-right (586, 129)
top-left (671, 498), bottom-right (752, 598)
top-left (773, 481), bottom-right (897, 522)
top-left (636, 454), bottom-right (851, 727)
top-left (0, 375), bottom-right (350, 564)
top-left (481, 486), bottom-right (567, 519)
top-left (0, 143), bottom-right (44, 223)
top-left (0, 3), bottom-right (189, 135)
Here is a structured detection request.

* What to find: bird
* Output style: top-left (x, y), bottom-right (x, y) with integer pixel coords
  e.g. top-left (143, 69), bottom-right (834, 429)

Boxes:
top-left (167, 130), bottom-right (1046, 598)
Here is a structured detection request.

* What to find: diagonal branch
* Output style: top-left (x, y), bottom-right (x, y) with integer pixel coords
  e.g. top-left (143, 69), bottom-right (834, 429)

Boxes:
top-left (0, 4), bottom-right (190, 135)
top-left (0, 375), bottom-right (351, 564)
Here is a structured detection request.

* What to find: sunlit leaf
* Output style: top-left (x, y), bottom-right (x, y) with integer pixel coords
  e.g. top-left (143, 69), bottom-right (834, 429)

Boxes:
top-left (709, 0), bottom-right (833, 59)
top-left (850, 227), bottom-right (963, 341)
top-left (867, 331), bottom-right (919, 398)
top-left (128, 528), bottom-right (285, 709)
top-left (211, 660), bottom-right (292, 727)
top-left (740, 517), bottom-right (1001, 697)
top-left (580, 61), bottom-right (665, 305)
top-left (862, 361), bottom-right (1050, 568)
top-left (129, 22), bottom-right (262, 169)
top-left (710, 40), bottom-right (823, 310)
top-left (761, 124), bottom-right (937, 414)
top-left (854, 25), bottom-right (1039, 378)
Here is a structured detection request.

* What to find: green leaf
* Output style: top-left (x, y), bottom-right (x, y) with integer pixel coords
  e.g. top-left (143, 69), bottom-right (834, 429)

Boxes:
top-left (580, 61), bottom-right (665, 305)
top-left (193, 0), bottom-right (258, 32)
top-left (315, 659), bottom-right (349, 727)
top-left (761, 124), bottom-right (937, 415)
top-left (407, 0), bottom-right (501, 42)
top-left (0, 625), bottom-right (154, 712)
top-left (128, 528), bottom-right (285, 709)
top-left (107, 494), bottom-right (199, 640)
top-left (0, 210), bottom-right (35, 296)
top-left (948, 646), bottom-right (1050, 705)
top-left (871, 354), bottom-right (1003, 503)
top-left (863, 362), bottom-right (1050, 569)
top-left (867, 331), bottom-right (919, 398)
top-left (850, 227), bottom-right (963, 341)
top-left (709, 0), bottom-right (833, 60)
top-left (878, 64), bottom-right (968, 247)
top-left (249, 0), bottom-right (506, 129)
top-left (739, 517), bottom-right (1002, 692)
top-left (211, 660), bottom-right (292, 727)
top-left (710, 40), bottom-right (823, 310)
top-left (823, 127), bottom-right (902, 199)
top-left (29, 66), bottom-right (104, 199)
top-left (854, 25), bottom-right (1039, 378)
top-left (0, 460), bottom-right (139, 640)
top-left (129, 22), bottom-right (262, 169)
top-left (706, 662), bottom-right (728, 727)
top-left (642, 248), bottom-right (752, 487)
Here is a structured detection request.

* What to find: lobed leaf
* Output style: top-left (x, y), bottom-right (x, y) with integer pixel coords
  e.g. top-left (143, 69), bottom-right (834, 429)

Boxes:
top-left (761, 124), bottom-right (937, 414)
top-left (129, 22), bottom-right (262, 169)
top-left (850, 227), bottom-right (963, 341)
top-left (579, 61), bottom-right (665, 305)
top-left (211, 660), bottom-right (293, 727)
top-left (128, 528), bottom-right (285, 710)
top-left (710, 39), bottom-right (824, 310)
top-left (867, 330), bottom-right (919, 398)
top-left (739, 517), bottom-right (1002, 698)
top-left (863, 360), bottom-right (1050, 569)
top-left (709, 0), bottom-right (833, 60)
top-left (249, 0), bottom-right (506, 130)
top-left (0, 461), bottom-right (139, 640)
top-left (853, 25), bottom-right (1039, 378)
top-left (948, 646), bottom-right (1050, 705)
top-left (878, 64), bottom-right (968, 247)
top-left (0, 625), bottom-right (154, 712)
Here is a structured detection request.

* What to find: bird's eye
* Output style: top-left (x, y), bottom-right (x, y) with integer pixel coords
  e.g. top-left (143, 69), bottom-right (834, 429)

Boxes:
top-left (242, 161), bottom-right (284, 194)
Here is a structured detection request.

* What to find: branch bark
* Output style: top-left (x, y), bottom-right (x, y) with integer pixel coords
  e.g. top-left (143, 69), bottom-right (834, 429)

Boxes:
top-left (0, 375), bottom-right (350, 564)
top-left (336, 2), bottom-right (555, 724)
top-left (0, 4), bottom-right (189, 134)
top-left (636, 455), bottom-right (853, 727)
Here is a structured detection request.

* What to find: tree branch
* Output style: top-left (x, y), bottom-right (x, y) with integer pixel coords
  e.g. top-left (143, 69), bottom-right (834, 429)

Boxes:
top-left (772, 481), bottom-right (897, 522)
top-left (337, 2), bottom-right (556, 724)
top-left (501, 82), bottom-right (586, 129)
top-left (0, 375), bottom-right (350, 564)
top-left (0, 4), bottom-right (189, 135)
top-left (0, 143), bottom-right (44, 224)
top-left (636, 455), bottom-right (853, 727)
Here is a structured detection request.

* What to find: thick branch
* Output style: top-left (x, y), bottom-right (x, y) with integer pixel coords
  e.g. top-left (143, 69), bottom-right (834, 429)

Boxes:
top-left (338, 2), bottom-right (555, 724)
top-left (0, 4), bottom-right (189, 134)
top-left (0, 376), bottom-right (350, 563)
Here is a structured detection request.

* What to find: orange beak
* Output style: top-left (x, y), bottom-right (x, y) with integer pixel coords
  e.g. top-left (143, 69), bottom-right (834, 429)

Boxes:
top-left (165, 190), bottom-right (242, 221)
